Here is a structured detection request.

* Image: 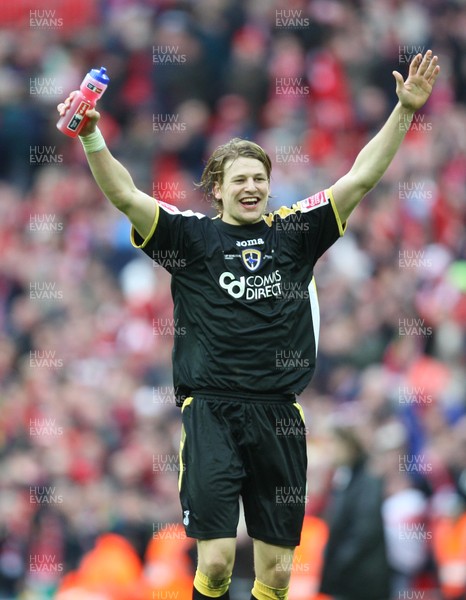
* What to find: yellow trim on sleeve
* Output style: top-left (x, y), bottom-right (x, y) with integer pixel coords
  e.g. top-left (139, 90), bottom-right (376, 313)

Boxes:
top-left (130, 200), bottom-right (160, 249)
top-left (327, 187), bottom-right (347, 237)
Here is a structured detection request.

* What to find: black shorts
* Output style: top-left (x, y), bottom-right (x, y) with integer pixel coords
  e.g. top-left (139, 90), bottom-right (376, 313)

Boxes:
top-left (178, 392), bottom-right (308, 547)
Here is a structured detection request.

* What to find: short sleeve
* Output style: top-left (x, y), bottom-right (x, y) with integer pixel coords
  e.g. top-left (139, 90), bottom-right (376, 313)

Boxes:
top-left (130, 200), bottom-right (206, 273)
top-left (293, 187), bottom-right (346, 265)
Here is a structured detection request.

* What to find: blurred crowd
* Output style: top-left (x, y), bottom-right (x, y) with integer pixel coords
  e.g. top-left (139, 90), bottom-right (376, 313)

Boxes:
top-left (0, 0), bottom-right (466, 598)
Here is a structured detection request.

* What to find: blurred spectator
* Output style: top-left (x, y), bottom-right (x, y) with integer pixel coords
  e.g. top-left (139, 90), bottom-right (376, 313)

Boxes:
top-left (432, 493), bottom-right (466, 600)
top-left (319, 425), bottom-right (391, 600)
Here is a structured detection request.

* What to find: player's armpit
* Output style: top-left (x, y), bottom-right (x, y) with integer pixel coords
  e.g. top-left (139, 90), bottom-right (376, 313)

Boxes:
top-left (130, 198), bottom-right (160, 249)
top-left (330, 172), bottom-right (370, 224)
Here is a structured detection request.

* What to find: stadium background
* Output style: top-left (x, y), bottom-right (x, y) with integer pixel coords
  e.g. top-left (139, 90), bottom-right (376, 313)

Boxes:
top-left (0, 0), bottom-right (466, 598)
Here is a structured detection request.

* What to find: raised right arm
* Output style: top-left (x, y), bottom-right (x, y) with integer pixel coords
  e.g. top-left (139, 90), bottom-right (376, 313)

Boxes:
top-left (57, 93), bottom-right (156, 239)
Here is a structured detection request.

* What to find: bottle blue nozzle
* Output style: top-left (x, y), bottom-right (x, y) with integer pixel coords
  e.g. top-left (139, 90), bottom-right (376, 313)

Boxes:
top-left (90, 66), bottom-right (110, 85)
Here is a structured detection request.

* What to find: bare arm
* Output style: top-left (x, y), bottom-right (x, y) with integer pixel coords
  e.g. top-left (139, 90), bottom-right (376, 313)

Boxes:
top-left (57, 95), bottom-right (156, 239)
top-left (332, 50), bottom-right (440, 223)
top-left (82, 142), bottom-right (156, 239)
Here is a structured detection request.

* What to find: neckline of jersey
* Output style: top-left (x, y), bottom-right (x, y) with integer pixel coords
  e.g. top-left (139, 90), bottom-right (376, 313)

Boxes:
top-left (213, 216), bottom-right (269, 236)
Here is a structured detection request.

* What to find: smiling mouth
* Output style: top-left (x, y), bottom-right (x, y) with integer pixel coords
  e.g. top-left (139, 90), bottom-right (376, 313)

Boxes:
top-left (240, 197), bottom-right (260, 207)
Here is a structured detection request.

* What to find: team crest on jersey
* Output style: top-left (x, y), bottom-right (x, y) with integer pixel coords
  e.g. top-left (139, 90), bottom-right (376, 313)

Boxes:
top-left (242, 249), bottom-right (262, 272)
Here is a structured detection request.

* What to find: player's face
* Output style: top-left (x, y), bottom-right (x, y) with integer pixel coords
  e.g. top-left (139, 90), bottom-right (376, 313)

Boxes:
top-left (214, 157), bottom-right (270, 226)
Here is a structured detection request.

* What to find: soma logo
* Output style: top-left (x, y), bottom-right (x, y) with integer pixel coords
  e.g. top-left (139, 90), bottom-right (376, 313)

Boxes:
top-left (236, 238), bottom-right (264, 247)
top-left (242, 249), bottom-right (261, 272)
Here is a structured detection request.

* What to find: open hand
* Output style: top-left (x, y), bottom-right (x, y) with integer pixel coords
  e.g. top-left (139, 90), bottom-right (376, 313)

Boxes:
top-left (392, 50), bottom-right (440, 112)
top-left (57, 91), bottom-right (101, 137)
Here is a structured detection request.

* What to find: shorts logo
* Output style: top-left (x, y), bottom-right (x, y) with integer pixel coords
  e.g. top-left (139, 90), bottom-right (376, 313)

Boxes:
top-left (242, 249), bottom-right (262, 272)
top-left (183, 510), bottom-right (190, 526)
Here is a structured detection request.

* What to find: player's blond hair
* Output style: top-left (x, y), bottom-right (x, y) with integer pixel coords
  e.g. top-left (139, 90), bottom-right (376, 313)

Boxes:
top-left (196, 138), bottom-right (272, 214)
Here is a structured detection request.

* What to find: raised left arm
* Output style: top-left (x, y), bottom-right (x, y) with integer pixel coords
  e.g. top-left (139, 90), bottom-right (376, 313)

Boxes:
top-left (332, 50), bottom-right (440, 223)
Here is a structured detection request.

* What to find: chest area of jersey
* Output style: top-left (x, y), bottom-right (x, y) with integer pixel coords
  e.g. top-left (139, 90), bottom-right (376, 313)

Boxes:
top-left (212, 230), bottom-right (302, 302)
top-left (223, 235), bottom-right (273, 272)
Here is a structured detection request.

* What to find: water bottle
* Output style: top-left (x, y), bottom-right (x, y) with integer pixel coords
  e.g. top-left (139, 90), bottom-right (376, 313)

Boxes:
top-left (56, 66), bottom-right (109, 138)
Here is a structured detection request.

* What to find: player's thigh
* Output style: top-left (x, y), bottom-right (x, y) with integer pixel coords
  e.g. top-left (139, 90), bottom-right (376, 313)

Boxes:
top-left (197, 537), bottom-right (237, 579)
top-left (180, 397), bottom-right (244, 538)
top-left (253, 538), bottom-right (296, 588)
top-left (241, 401), bottom-right (307, 546)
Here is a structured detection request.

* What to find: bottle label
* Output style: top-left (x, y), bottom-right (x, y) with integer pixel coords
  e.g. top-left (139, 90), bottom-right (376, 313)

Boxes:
top-left (67, 101), bottom-right (91, 132)
top-left (86, 82), bottom-right (103, 94)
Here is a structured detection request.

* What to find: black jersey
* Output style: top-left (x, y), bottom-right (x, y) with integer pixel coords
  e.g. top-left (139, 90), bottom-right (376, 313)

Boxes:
top-left (131, 188), bottom-right (345, 397)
